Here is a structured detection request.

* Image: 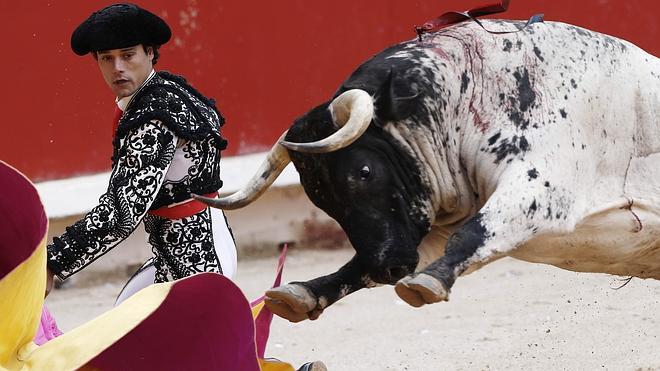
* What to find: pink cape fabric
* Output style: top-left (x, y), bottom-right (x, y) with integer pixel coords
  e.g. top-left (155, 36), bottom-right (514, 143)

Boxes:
top-left (252, 245), bottom-right (287, 358)
top-left (34, 305), bottom-right (63, 346)
top-left (33, 245), bottom-right (288, 368)
top-left (82, 273), bottom-right (262, 371)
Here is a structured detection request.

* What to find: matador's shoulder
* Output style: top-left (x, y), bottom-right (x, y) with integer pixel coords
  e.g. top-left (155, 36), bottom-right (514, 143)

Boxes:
top-left (113, 71), bottom-right (227, 152)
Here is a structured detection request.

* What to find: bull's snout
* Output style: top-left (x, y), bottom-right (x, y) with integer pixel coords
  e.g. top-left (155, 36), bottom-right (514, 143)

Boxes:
top-left (371, 265), bottom-right (413, 285)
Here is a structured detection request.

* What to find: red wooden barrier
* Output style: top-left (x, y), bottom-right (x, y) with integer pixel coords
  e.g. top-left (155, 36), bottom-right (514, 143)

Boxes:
top-left (1, 1), bottom-right (657, 181)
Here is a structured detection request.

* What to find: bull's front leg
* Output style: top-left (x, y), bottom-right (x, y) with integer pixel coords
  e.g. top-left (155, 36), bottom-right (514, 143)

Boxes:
top-left (395, 213), bottom-right (496, 306)
top-left (266, 255), bottom-right (373, 322)
top-left (395, 181), bottom-right (575, 307)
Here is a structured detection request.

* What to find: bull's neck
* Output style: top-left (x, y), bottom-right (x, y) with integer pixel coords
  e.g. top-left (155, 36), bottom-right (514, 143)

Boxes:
top-left (382, 38), bottom-right (480, 227)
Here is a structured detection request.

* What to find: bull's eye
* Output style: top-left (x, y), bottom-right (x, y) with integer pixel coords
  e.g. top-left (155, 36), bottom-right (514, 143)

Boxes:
top-left (359, 165), bottom-right (371, 180)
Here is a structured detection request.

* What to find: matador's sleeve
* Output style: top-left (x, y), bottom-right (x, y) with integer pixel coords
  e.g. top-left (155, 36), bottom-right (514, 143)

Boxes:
top-left (47, 121), bottom-right (178, 280)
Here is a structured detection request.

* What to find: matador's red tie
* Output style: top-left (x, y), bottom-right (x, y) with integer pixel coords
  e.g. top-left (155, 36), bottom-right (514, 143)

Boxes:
top-left (112, 104), bottom-right (123, 140)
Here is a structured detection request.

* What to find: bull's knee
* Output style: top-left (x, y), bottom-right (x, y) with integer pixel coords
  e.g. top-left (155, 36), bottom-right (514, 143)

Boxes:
top-left (395, 273), bottom-right (450, 307)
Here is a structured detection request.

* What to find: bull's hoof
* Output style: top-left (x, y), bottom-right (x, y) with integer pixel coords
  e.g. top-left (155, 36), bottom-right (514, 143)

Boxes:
top-left (394, 273), bottom-right (449, 308)
top-left (265, 284), bottom-right (318, 323)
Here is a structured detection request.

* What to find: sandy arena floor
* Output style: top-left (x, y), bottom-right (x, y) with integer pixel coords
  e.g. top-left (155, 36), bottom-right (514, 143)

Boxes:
top-left (47, 248), bottom-right (660, 371)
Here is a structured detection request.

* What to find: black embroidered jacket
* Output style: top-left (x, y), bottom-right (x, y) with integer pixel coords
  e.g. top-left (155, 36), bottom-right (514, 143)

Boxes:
top-left (47, 71), bottom-right (228, 281)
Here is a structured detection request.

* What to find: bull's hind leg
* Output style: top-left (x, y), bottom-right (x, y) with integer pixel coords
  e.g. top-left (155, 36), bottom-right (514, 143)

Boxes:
top-left (266, 255), bottom-right (372, 322)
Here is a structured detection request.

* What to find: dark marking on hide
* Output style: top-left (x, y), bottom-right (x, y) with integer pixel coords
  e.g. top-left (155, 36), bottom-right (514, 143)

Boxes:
top-left (519, 136), bottom-right (530, 152)
top-left (503, 39), bottom-right (513, 52)
top-left (516, 40), bottom-right (523, 50)
top-left (508, 107), bottom-right (528, 130)
top-left (545, 206), bottom-right (553, 219)
top-left (460, 71), bottom-right (470, 95)
top-left (544, 181), bottom-right (550, 187)
top-left (487, 132), bottom-right (501, 146)
top-left (533, 46), bottom-right (545, 62)
top-left (490, 135), bottom-right (530, 164)
top-left (505, 67), bottom-right (538, 131)
top-left (527, 199), bottom-right (538, 217)
top-left (515, 69), bottom-right (536, 112)
top-left (559, 109), bottom-right (567, 118)
top-left (527, 168), bottom-right (539, 180)
top-left (570, 79), bottom-right (578, 89)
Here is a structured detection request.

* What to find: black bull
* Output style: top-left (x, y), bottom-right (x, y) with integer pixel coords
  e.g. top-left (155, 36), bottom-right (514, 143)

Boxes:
top-left (195, 19), bottom-right (660, 322)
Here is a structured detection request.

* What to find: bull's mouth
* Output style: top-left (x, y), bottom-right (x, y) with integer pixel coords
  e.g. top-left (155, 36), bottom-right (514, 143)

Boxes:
top-left (358, 238), bottom-right (421, 285)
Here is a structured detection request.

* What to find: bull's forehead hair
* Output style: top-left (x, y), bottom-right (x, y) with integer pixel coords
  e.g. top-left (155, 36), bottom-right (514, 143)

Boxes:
top-left (285, 102), bottom-right (335, 144)
top-left (285, 102), bottom-right (341, 212)
top-left (286, 103), bottom-right (335, 172)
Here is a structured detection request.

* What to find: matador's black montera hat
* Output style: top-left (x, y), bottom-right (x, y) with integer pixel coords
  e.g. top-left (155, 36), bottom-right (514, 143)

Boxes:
top-left (71, 3), bottom-right (171, 56)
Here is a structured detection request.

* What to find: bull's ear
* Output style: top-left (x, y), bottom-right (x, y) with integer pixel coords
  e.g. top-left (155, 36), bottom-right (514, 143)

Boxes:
top-left (370, 67), bottom-right (421, 123)
top-left (337, 66), bottom-right (421, 123)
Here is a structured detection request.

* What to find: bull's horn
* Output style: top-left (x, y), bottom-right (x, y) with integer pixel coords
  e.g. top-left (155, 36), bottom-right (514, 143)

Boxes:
top-left (192, 133), bottom-right (291, 210)
top-left (280, 89), bottom-right (374, 153)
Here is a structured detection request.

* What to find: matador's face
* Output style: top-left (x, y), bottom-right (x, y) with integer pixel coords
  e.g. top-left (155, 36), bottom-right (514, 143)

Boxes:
top-left (96, 44), bottom-right (153, 99)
